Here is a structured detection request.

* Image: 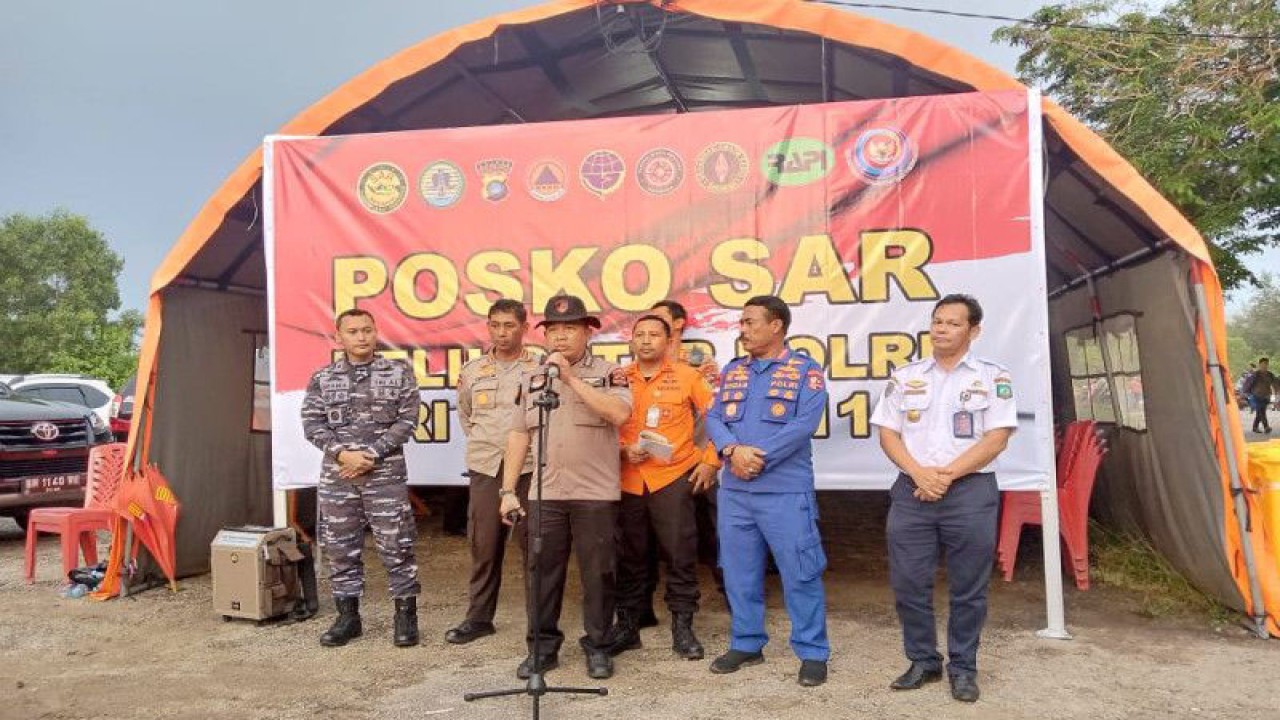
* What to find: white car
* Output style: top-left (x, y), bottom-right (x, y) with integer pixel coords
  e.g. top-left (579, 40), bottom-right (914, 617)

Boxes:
top-left (5, 374), bottom-right (115, 428)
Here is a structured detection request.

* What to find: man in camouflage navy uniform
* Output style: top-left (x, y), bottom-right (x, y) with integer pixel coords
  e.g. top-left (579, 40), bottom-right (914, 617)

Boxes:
top-left (302, 308), bottom-right (422, 648)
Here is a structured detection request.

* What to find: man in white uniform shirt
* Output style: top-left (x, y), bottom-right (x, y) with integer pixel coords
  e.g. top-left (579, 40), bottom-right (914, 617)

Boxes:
top-left (870, 294), bottom-right (1017, 704)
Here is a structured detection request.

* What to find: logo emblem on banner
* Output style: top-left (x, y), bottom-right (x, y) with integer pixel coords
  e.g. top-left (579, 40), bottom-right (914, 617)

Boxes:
top-left (696, 142), bottom-right (749, 193)
top-left (762, 138), bottom-right (834, 187)
top-left (848, 127), bottom-right (917, 185)
top-left (356, 162), bottom-right (408, 214)
top-left (636, 148), bottom-right (684, 196)
top-left (579, 150), bottom-right (626, 198)
top-left (476, 159), bottom-right (514, 202)
top-left (527, 159), bottom-right (568, 202)
top-left (418, 161), bottom-right (464, 208)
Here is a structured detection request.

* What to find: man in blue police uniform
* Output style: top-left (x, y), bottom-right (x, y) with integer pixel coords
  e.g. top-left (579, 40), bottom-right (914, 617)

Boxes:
top-left (704, 295), bottom-right (830, 687)
top-left (870, 294), bottom-right (1017, 703)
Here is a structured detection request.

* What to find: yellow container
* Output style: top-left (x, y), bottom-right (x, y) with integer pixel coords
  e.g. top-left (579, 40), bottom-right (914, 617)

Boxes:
top-left (1243, 445), bottom-right (1280, 563)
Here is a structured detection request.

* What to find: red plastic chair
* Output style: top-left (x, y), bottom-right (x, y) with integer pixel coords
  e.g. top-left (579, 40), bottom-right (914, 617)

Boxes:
top-left (24, 442), bottom-right (128, 583)
top-left (996, 421), bottom-right (1107, 589)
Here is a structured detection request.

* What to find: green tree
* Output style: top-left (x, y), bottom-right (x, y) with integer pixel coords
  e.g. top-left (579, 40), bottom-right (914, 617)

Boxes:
top-left (1229, 272), bottom-right (1280, 372)
top-left (994, 1), bottom-right (1280, 290)
top-left (1225, 332), bottom-right (1261, 380)
top-left (0, 211), bottom-right (140, 388)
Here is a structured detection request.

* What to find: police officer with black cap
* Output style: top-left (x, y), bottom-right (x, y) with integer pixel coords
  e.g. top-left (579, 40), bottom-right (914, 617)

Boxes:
top-left (498, 294), bottom-right (633, 680)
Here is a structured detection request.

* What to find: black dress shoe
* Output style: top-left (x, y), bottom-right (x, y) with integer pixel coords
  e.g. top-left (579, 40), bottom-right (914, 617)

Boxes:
top-left (950, 674), bottom-right (980, 702)
top-left (798, 660), bottom-right (828, 687)
top-left (709, 649), bottom-right (765, 674)
top-left (586, 649), bottom-right (614, 679)
top-left (890, 661), bottom-right (943, 690)
top-left (444, 620), bottom-right (496, 645)
top-left (516, 654), bottom-right (559, 679)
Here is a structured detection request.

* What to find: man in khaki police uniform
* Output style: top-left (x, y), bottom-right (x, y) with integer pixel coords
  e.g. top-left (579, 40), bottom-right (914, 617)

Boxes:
top-left (498, 294), bottom-right (632, 680)
top-left (446, 299), bottom-right (540, 644)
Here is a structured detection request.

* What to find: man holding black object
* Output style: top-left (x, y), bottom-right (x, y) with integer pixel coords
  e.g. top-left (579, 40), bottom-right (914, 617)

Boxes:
top-left (870, 294), bottom-right (1017, 703)
top-left (497, 294), bottom-right (632, 680)
top-left (610, 314), bottom-right (719, 660)
top-left (446, 299), bottom-right (540, 645)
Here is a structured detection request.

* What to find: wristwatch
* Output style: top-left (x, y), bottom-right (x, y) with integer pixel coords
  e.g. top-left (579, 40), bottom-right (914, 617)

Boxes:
top-left (720, 444), bottom-right (738, 459)
top-left (498, 488), bottom-right (517, 497)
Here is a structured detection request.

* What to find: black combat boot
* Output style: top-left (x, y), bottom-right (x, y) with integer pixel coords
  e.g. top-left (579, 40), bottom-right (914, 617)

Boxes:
top-left (671, 612), bottom-right (704, 660)
top-left (319, 596), bottom-right (362, 647)
top-left (606, 609), bottom-right (642, 656)
top-left (393, 596), bottom-right (420, 647)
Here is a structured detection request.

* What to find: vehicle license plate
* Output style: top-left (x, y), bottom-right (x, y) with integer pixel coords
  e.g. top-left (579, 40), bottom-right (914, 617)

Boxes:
top-left (23, 474), bottom-right (85, 495)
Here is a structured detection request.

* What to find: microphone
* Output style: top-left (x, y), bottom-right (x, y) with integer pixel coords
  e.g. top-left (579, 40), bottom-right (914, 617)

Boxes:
top-left (687, 347), bottom-right (706, 366)
top-left (541, 354), bottom-right (561, 380)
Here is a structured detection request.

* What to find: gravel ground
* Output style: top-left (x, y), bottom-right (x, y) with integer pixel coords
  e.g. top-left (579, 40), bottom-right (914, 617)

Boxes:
top-left (2, 492), bottom-right (1277, 720)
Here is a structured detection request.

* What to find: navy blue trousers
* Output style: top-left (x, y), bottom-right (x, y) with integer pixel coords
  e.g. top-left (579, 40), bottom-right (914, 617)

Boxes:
top-left (886, 472), bottom-right (998, 676)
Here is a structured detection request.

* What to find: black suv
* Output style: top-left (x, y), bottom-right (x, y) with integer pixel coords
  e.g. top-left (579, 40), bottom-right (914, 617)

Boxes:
top-left (0, 381), bottom-right (114, 530)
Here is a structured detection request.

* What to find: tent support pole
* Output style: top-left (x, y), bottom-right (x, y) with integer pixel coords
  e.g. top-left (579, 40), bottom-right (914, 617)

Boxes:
top-left (1036, 487), bottom-right (1071, 639)
top-left (1027, 88), bottom-right (1070, 640)
top-left (1191, 279), bottom-right (1270, 638)
top-left (273, 490), bottom-right (288, 528)
top-left (1083, 273), bottom-right (1124, 424)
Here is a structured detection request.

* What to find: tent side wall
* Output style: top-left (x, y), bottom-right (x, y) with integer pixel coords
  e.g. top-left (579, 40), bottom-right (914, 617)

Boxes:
top-left (1196, 265), bottom-right (1280, 634)
top-left (150, 286), bottom-right (271, 576)
top-left (1048, 253), bottom-right (1245, 608)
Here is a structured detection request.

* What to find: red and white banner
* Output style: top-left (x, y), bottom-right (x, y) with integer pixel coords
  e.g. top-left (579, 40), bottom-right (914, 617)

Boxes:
top-left (264, 90), bottom-right (1053, 490)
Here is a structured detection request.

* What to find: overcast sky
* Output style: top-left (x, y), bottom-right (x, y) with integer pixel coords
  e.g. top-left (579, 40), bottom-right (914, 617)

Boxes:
top-left (1, 0), bottom-right (1264, 314)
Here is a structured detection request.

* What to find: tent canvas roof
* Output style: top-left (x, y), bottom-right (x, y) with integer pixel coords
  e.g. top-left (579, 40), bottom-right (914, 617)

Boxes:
top-left (157, 0), bottom-right (1207, 298)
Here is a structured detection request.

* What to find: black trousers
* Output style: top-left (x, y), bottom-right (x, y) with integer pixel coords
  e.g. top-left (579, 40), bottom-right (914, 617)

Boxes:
top-left (640, 484), bottom-right (722, 612)
top-left (617, 474), bottom-right (701, 616)
top-left (525, 499), bottom-right (618, 657)
top-left (887, 472), bottom-right (998, 676)
top-left (464, 468), bottom-right (530, 624)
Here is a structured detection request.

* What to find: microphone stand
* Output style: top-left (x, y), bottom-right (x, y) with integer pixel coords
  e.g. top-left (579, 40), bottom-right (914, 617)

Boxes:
top-left (463, 363), bottom-right (608, 718)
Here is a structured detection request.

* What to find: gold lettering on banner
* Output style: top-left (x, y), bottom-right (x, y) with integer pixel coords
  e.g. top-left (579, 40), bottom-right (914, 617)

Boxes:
top-left (393, 253), bottom-right (458, 320)
top-left (330, 228), bottom-right (940, 318)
